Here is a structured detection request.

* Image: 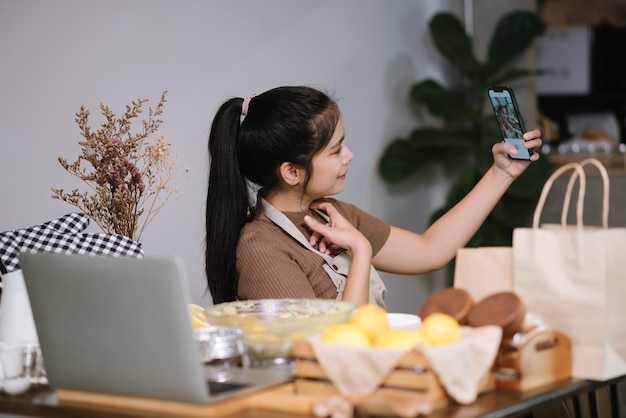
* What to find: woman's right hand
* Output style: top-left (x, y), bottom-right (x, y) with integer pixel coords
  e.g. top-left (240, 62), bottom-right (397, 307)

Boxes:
top-left (306, 201), bottom-right (373, 306)
top-left (305, 201), bottom-right (371, 257)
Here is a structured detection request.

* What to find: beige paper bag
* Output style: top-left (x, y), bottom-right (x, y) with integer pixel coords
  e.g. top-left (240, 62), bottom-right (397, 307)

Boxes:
top-left (453, 246), bottom-right (513, 302)
top-left (513, 158), bottom-right (626, 380)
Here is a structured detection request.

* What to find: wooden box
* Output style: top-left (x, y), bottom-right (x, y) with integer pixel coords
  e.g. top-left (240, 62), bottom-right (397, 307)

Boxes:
top-left (495, 329), bottom-right (572, 391)
top-left (292, 340), bottom-right (496, 415)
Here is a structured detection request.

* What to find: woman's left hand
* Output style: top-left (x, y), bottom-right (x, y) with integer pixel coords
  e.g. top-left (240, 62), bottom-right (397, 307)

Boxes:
top-left (492, 129), bottom-right (543, 178)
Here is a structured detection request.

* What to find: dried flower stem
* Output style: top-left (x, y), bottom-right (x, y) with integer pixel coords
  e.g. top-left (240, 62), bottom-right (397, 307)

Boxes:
top-left (52, 91), bottom-right (188, 242)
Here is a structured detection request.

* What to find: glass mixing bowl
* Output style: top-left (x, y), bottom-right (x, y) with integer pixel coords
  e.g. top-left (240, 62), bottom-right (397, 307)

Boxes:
top-left (204, 299), bottom-right (355, 369)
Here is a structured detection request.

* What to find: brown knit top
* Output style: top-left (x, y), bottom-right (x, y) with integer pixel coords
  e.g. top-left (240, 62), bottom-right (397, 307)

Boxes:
top-left (236, 198), bottom-right (391, 300)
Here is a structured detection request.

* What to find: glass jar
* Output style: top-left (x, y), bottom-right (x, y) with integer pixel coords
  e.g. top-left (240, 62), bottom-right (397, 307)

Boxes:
top-left (194, 325), bottom-right (247, 382)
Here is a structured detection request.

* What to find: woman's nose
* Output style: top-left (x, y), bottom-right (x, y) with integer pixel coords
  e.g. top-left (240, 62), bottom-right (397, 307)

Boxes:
top-left (342, 146), bottom-right (354, 164)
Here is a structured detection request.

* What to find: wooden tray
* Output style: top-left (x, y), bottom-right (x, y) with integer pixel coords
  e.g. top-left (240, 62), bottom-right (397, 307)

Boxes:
top-left (57, 383), bottom-right (309, 417)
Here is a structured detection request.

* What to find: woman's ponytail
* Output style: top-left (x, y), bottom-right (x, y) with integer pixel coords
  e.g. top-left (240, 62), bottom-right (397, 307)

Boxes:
top-left (205, 98), bottom-right (250, 304)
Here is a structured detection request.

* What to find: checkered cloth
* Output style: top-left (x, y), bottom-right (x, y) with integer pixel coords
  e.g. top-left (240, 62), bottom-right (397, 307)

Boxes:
top-left (0, 212), bottom-right (143, 274)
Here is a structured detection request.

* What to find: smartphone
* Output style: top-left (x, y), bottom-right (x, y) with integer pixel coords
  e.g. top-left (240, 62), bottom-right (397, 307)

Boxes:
top-left (487, 86), bottom-right (533, 160)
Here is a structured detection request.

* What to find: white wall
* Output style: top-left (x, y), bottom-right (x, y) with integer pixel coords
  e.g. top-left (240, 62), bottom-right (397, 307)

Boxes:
top-left (0, 0), bottom-right (515, 313)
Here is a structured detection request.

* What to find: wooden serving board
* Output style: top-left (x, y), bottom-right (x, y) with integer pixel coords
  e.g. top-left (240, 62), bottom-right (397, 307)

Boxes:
top-left (57, 383), bottom-right (315, 417)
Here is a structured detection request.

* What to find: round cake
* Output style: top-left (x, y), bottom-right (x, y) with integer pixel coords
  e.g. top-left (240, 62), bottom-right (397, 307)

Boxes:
top-left (467, 291), bottom-right (526, 336)
top-left (418, 287), bottom-right (474, 325)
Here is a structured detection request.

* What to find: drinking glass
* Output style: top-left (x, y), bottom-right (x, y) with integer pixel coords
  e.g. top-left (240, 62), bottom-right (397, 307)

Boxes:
top-left (0, 341), bottom-right (40, 395)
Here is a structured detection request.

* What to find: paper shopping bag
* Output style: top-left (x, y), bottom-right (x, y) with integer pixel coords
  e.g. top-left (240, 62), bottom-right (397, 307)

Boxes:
top-left (513, 158), bottom-right (626, 380)
top-left (453, 247), bottom-right (513, 302)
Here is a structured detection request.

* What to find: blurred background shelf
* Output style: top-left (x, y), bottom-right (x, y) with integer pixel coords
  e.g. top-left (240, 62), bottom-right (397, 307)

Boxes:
top-left (546, 153), bottom-right (626, 173)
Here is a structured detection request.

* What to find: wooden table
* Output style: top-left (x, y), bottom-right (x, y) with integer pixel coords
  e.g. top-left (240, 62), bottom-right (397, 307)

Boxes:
top-left (0, 376), bottom-right (623, 418)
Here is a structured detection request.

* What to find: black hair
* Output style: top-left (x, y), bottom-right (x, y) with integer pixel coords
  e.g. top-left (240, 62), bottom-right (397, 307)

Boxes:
top-left (205, 86), bottom-right (340, 303)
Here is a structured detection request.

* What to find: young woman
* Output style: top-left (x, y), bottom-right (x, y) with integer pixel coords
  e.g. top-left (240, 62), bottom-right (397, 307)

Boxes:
top-left (205, 86), bottom-right (542, 307)
top-left (497, 105), bottom-right (524, 139)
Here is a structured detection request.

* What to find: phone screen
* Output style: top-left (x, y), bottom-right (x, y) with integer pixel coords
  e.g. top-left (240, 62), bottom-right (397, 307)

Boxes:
top-left (488, 86), bottom-right (532, 160)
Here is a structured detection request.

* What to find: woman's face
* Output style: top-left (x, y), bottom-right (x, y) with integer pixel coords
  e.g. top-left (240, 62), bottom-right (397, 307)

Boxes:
top-left (306, 117), bottom-right (353, 199)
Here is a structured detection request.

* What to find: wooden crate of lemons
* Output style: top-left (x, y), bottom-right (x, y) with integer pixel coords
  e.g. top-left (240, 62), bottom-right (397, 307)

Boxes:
top-left (293, 304), bottom-right (495, 413)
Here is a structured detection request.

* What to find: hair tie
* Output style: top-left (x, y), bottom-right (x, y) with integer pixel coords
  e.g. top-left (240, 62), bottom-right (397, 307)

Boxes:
top-left (240, 96), bottom-right (253, 126)
top-left (241, 96), bottom-right (252, 117)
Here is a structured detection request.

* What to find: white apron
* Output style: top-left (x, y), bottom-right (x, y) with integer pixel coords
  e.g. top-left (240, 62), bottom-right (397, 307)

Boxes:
top-left (260, 198), bottom-right (387, 308)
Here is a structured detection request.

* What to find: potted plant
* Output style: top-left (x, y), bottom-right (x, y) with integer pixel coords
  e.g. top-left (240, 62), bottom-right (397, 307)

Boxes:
top-left (378, 10), bottom-right (554, 249)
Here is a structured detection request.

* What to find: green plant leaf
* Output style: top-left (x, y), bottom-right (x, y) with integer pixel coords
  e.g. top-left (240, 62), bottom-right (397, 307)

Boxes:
top-left (446, 168), bottom-right (479, 204)
top-left (491, 192), bottom-right (534, 228)
top-left (378, 127), bottom-right (474, 183)
top-left (429, 13), bottom-right (481, 80)
top-left (486, 68), bottom-right (543, 87)
top-left (506, 156), bottom-right (554, 199)
top-left (470, 217), bottom-right (513, 247)
top-left (485, 11), bottom-right (546, 76)
top-left (411, 80), bottom-right (475, 121)
top-left (427, 168), bottom-right (478, 225)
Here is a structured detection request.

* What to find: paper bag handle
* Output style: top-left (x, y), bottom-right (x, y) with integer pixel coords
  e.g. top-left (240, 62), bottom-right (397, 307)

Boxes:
top-left (561, 158), bottom-right (609, 229)
top-left (532, 162), bottom-right (586, 229)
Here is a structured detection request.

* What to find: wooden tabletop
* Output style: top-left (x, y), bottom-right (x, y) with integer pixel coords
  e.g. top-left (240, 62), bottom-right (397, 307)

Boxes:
top-left (0, 377), bottom-right (621, 418)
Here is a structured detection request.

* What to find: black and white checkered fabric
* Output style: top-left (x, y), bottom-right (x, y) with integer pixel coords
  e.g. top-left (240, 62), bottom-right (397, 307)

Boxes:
top-left (0, 212), bottom-right (143, 274)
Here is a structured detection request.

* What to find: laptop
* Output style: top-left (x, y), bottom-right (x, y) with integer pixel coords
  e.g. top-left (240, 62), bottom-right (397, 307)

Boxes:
top-left (18, 251), bottom-right (293, 404)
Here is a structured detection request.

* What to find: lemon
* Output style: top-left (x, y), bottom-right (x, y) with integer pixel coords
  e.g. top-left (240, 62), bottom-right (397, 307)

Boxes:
top-left (374, 329), bottom-right (429, 350)
top-left (321, 323), bottom-right (371, 347)
top-left (349, 304), bottom-right (389, 341)
top-left (188, 304), bottom-right (209, 329)
top-left (419, 312), bottom-right (462, 345)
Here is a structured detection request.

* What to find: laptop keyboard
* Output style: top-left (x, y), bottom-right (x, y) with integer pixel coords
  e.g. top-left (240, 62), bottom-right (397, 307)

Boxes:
top-left (207, 380), bottom-right (250, 396)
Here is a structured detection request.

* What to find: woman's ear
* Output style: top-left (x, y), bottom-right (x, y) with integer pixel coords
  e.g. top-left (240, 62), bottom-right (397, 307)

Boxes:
top-left (279, 162), bottom-right (303, 186)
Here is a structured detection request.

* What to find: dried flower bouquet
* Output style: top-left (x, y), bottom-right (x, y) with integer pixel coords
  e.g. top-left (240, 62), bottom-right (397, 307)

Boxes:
top-left (52, 91), bottom-right (187, 242)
